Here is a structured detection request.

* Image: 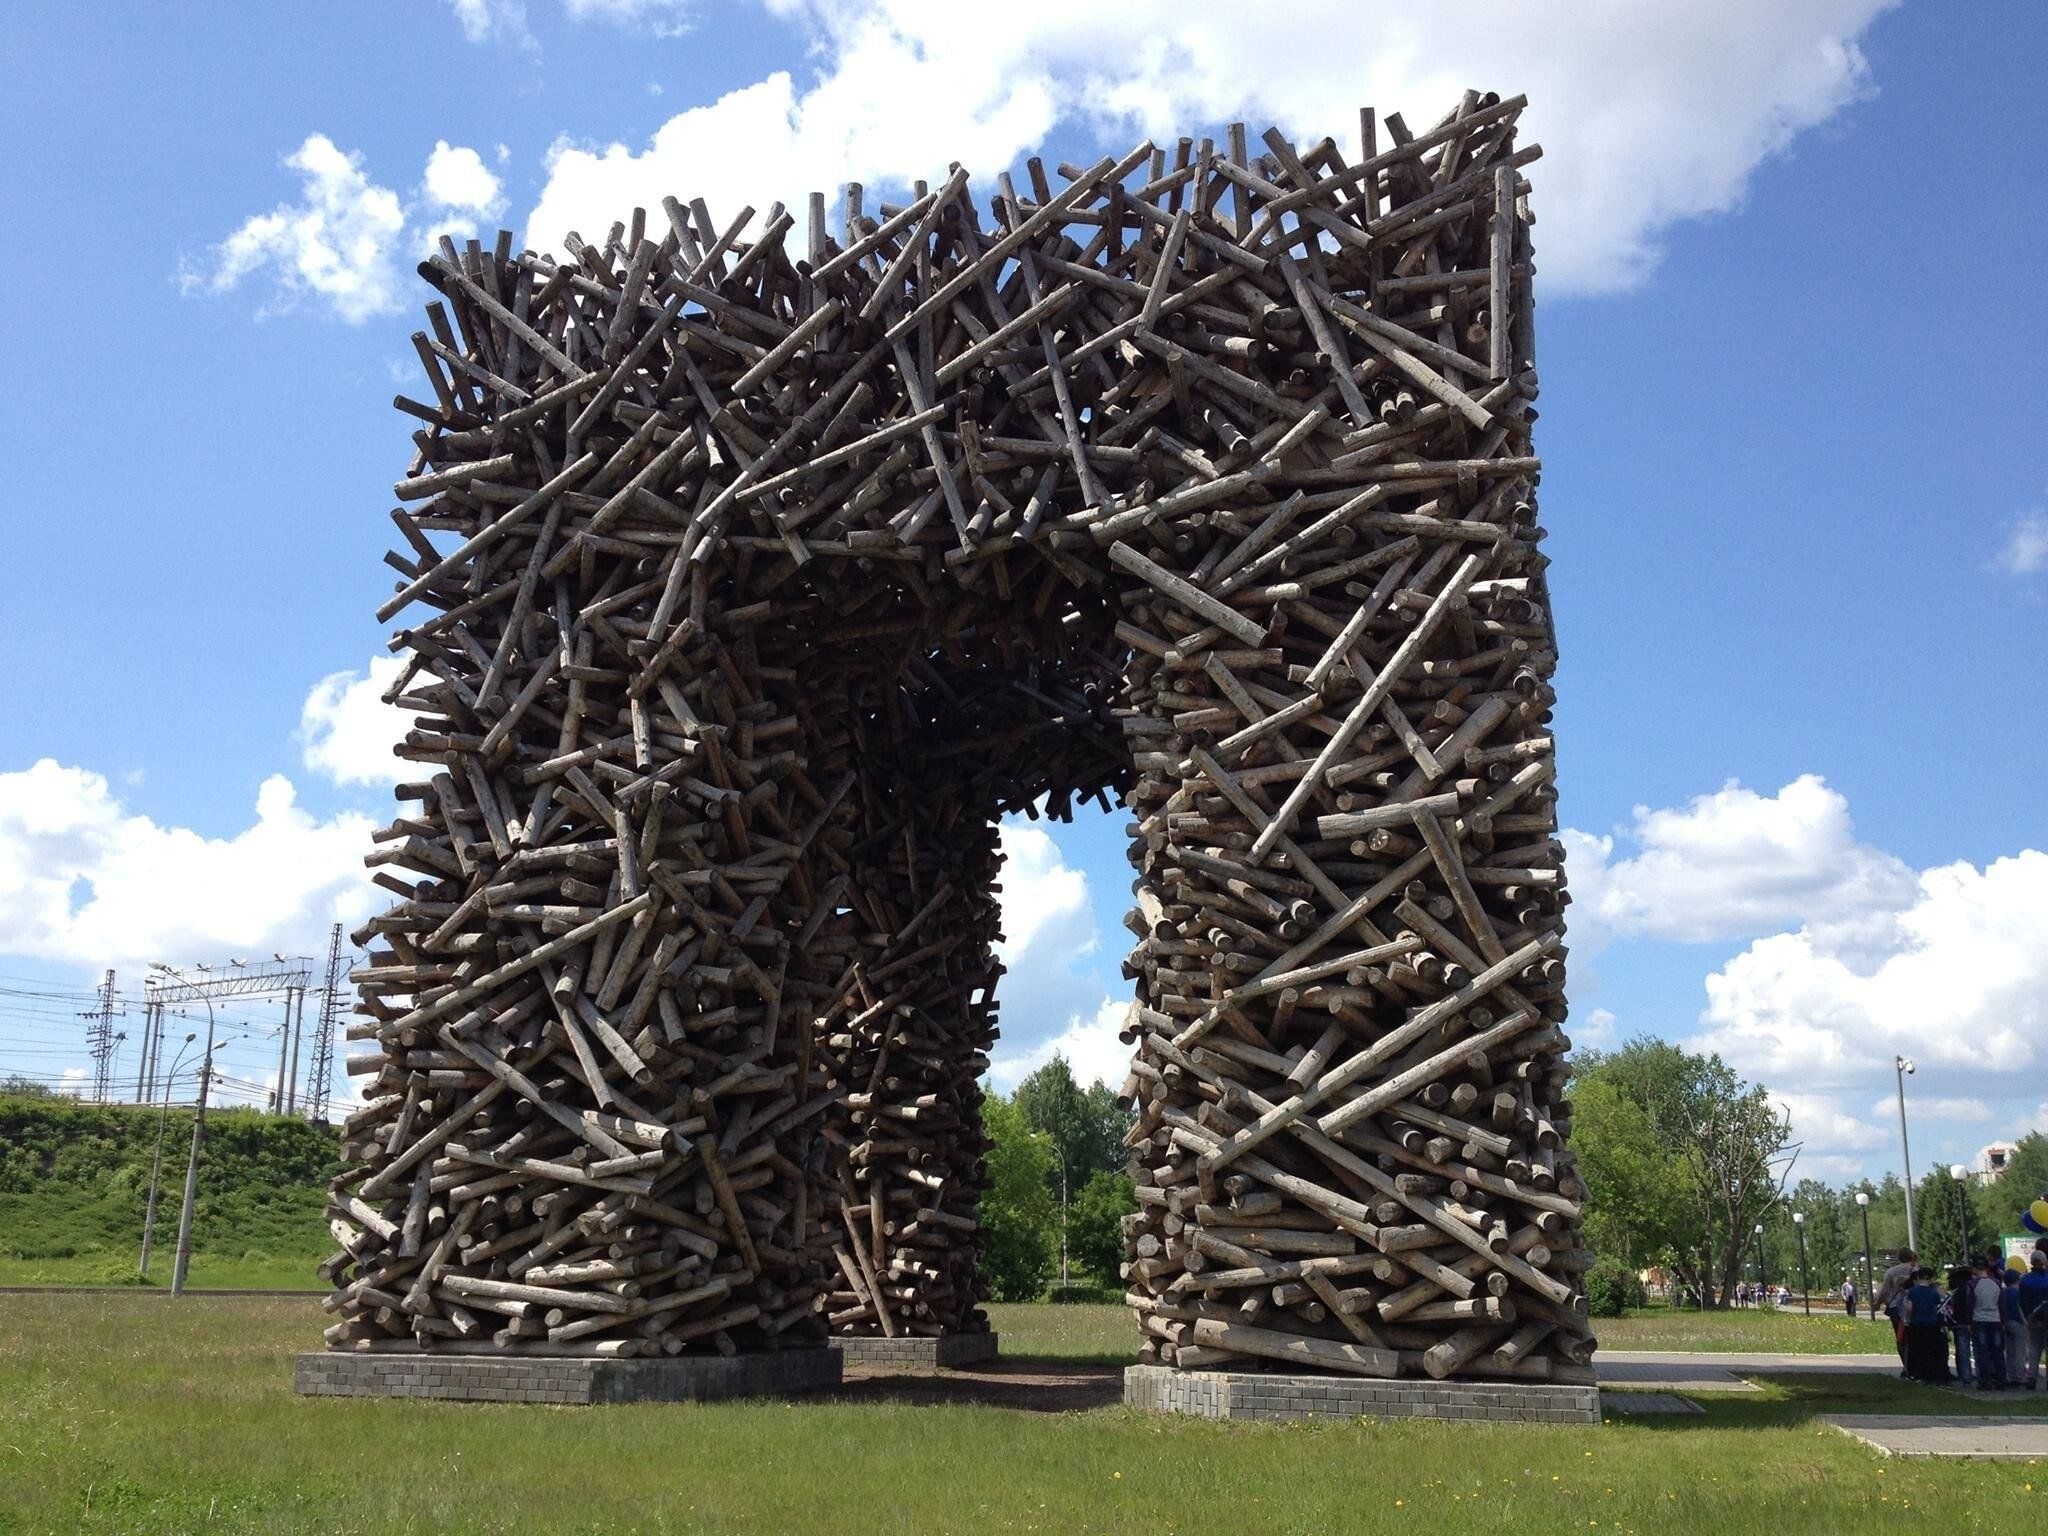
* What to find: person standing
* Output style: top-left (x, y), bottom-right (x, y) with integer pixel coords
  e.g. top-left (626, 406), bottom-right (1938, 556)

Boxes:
top-left (1875, 1248), bottom-right (1918, 1373)
top-left (1840, 1276), bottom-right (1857, 1316)
top-left (1949, 1265), bottom-right (1976, 1385)
top-left (1971, 1258), bottom-right (2009, 1390)
top-left (2004, 1263), bottom-right (2033, 1390)
top-left (1903, 1268), bottom-right (1951, 1383)
top-left (2019, 1252), bottom-right (2048, 1390)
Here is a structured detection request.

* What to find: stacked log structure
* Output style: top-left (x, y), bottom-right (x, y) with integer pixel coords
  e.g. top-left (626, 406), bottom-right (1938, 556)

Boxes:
top-left (326, 88), bottom-right (1588, 1381)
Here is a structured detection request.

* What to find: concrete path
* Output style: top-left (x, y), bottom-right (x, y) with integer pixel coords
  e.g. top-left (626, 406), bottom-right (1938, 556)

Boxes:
top-left (1824, 1414), bottom-right (2048, 1459)
top-left (1594, 1351), bottom-right (1898, 1393)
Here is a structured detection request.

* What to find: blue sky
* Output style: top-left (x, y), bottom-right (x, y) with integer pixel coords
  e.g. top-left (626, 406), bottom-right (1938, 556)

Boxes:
top-left (1, 1), bottom-right (2043, 1183)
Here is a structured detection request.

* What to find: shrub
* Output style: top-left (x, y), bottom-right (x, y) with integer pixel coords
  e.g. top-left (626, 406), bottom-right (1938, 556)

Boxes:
top-left (1584, 1259), bottom-right (1648, 1317)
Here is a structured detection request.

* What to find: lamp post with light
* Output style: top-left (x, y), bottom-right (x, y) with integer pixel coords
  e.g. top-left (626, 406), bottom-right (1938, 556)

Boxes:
top-left (1895, 1055), bottom-right (1918, 1251)
top-left (1793, 1210), bottom-right (1811, 1314)
top-left (138, 1028), bottom-right (198, 1277)
top-left (1856, 1191), bottom-right (1875, 1319)
top-left (1755, 1221), bottom-right (1770, 1303)
top-left (1950, 1164), bottom-right (1973, 1265)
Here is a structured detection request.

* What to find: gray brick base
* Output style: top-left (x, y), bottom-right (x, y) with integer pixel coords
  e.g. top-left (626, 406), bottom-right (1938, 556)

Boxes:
top-left (1124, 1365), bottom-right (1600, 1424)
top-left (831, 1332), bottom-right (999, 1370)
top-left (293, 1348), bottom-right (840, 1404)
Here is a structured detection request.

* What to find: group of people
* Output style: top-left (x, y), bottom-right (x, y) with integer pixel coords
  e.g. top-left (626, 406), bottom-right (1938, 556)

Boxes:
top-left (1874, 1245), bottom-right (2048, 1388)
top-left (1732, 1282), bottom-right (1793, 1307)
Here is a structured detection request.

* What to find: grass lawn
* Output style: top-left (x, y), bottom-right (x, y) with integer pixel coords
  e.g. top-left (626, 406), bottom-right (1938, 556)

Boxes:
top-left (2, 1295), bottom-right (2043, 1534)
top-left (0, 1251), bottom-right (324, 1290)
top-left (1593, 1304), bottom-right (1900, 1354)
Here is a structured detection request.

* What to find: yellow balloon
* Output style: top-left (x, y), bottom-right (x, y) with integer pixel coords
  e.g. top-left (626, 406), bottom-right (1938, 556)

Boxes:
top-left (2010, 1254), bottom-right (2029, 1274)
top-left (2032, 1198), bottom-right (2048, 1225)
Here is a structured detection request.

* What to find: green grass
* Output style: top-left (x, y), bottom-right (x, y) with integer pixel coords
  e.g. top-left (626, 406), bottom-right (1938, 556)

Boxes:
top-left (0, 1096), bottom-right (335, 1293)
top-left (0, 1251), bottom-right (325, 1289)
top-left (2, 1296), bottom-right (2044, 1535)
top-left (1593, 1304), bottom-right (1900, 1354)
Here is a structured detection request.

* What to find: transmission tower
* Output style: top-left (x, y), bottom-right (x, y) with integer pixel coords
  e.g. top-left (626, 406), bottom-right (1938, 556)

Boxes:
top-left (308, 923), bottom-right (347, 1123)
top-left (81, 969), bottom-right (120, 1100)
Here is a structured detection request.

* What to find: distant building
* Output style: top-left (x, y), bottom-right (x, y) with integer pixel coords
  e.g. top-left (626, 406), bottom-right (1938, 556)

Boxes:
top-left (1973, 1142), bottom-right (2016, 1183)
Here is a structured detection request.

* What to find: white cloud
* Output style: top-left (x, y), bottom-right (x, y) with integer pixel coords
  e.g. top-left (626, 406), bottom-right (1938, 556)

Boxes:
top-left (527, 0), bottom-right (1894, 295)
top-left (2000, 512), bottom-right (2048, 576)
top-left (0, 760), bottom-right (380, 980)
top-left (420, 142), bottom-right (510, 256)
top-left (993, 823), bottom-right (1089, 962)
top-left (423, 141), bottom-right (503, 213)
top-left (986, 820), bottom-right (1133, 1091)
top-left (300, 656), bottom-right (409, 789)
top-left (448, 0), bottom-right (533, 46)
top-left (1698, 850), bottom-right (2048, 1087)
top-left (566, 0), bottom-right (695, 35)
top-left (184, 135), bottom-right (408, 323)
top-left (989, 996), bottom-right (1131, 1093)
top-left (1871, 1094), bottom-right (1992, 1125)
top-left (1576, 1007), bottom-right (1619, 1050)
top-left (191, 137), bottom-right (505, 322)
top-left (1773, 1090), bottom-right (1887, 1154)
top-left (1564, 775), bottom-right (1916, 952)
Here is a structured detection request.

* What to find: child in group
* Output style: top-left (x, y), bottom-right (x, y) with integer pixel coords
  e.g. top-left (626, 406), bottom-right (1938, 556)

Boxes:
top-left (2004, 1263), bottom-right (2034, 1390)
top-left (1971, 1258), bottom-right (2009, 1390)
top-left (1948, 1265), bottom-right (1976, 1385)
top-left (1903, 1267), bottom-right (1952, 1383)
top-left (2021, 1252), bottom-right (2048, 1390)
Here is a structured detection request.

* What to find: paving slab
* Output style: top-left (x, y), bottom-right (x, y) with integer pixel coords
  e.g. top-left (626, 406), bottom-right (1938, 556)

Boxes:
top-left (1824, 1414), bottom-right (2048, 1460)
top-left (1595, 1351), bottom-right (1897, 1393)
top-left (1601, 1392), bottom-right (1702, 1415)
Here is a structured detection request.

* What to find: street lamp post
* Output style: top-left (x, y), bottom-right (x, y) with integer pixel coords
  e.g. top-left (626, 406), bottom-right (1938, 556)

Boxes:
top-left (1856, 1192), bottom-right (1875, 1319)
top-left (1793, 1211), bottom-right (1811, 1315)
top-left (1895, 1055), bottom-right (1918, 1251)
top-left (1756, 1221), bottom-right (1770, 1303)
top-left (138, 1029), bottom-right (198, 1277)
top-left (166, 985), bottom-right (218, 1299)
top-left (1950, 1164), bottom-right (1972, 1266)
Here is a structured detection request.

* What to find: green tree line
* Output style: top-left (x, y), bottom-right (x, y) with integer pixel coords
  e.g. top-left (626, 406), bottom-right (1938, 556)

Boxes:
top-left (1573, 1042), bottom-right (2047, 1306)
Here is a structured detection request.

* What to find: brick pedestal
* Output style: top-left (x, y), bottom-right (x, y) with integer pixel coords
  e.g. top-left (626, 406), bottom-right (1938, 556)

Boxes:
top-left (830, 1332), bottom-right (999, 1370)
top-left (1124, 1365), bottom-right (1599, 1424)
top-left (294, 1348), bottom-right (840, 1404)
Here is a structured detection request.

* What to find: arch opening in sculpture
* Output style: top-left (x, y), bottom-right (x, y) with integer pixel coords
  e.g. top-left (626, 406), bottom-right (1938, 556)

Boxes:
top-left (330, 90), bottom-right (1589, 1388)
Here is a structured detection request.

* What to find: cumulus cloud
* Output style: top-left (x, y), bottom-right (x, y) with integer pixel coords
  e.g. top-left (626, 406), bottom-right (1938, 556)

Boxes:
top-left (989, 997), bottom-right (1131, 1094)
top-left (182, 135), bottom-right (408, 322)
top-left (987, 820), bottom-right (1132, 1090)
top-left (2000, 512), bottom-right (2048, 576)
top-left (423, 141), bottom-right (503, 213)
top-left (1697, 850), bottom-right (2048, 1086)
top-left (1772, 1090), bottom-right (1888, 1154)
top-left (0, 759), bottom-right (380, 980)
top-left (189, 136), bottom-right (505, 322)
top-left (300, 656), bottom-right (409, 788)
top-left (565, 0), bottom-right (695, 35)
top-left (527, 0), bottom-right (1894, 294)
top-left (448, 0), bottom-right (534, 46)
top-left (1564, 775), bottom-right (1916, 953)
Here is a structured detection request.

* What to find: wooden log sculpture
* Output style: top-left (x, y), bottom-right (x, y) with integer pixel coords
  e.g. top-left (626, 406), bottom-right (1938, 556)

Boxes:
top-left (327, 89), bottom-right (1589, 1383)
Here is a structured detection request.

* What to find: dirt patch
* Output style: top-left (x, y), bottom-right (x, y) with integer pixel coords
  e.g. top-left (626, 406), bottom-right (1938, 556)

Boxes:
top-left (832, 1358), bottom-right (1123, 1413)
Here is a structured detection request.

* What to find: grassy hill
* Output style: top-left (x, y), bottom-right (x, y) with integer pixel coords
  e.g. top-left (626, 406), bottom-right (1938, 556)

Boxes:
top-left (0, 1093), bottom-right (336, 1288)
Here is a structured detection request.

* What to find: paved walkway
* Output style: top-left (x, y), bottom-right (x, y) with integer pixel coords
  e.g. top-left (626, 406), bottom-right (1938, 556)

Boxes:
top-left (1594, 1351), bottom-right (1898, 1393)
top-left (1824, 1414), bottom-right (2048, 1459)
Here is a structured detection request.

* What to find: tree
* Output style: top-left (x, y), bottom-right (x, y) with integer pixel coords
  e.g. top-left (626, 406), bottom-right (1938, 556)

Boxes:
top-left (1573, 1041), bottom-right (1795, 1307)
top-left (1570, 1069), bottom-right (1689, 1272)
top-left (1915, 1166), bottom-right (1986, 1270)
top-left (1013, 1055), bottom-right (1133, 1286)
top-left (1067, 1169), bottom-right (1136, 1287)
top-left (1978, 1133), bottom-right (2048, 1239)
top-left (977, 1093), bottom-right (1056, 1301)
top-left (0, 1077), bottom-right (54, 1099)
